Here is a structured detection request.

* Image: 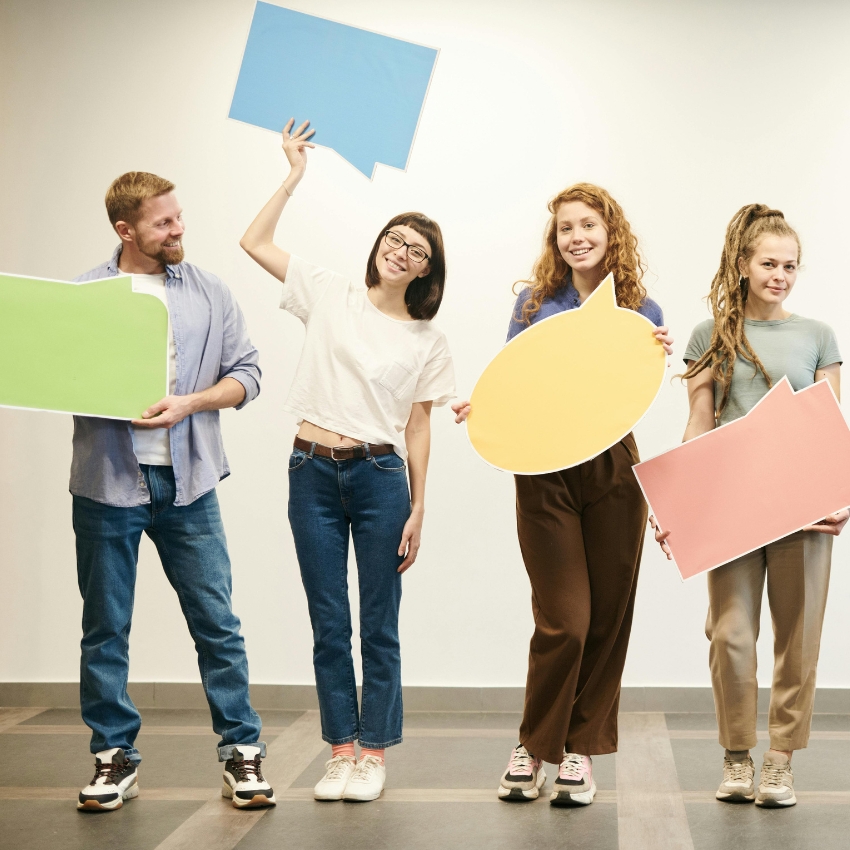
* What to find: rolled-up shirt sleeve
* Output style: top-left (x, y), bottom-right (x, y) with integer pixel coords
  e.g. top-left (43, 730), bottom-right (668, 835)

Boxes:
top-left (219, 284), bottom-right (261, 409)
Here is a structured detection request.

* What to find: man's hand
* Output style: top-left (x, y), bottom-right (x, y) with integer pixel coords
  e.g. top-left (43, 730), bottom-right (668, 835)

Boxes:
top-left (131, 394), bottom-right (198, 430)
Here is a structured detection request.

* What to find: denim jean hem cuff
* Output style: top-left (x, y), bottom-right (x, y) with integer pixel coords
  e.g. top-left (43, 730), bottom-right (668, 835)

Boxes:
top-left (359, 736), bottom-right (403, 749)
top-left (322, 734), bottom-right (359, 746)
top-left (92, 747), bottom-right (141, 765)
top-left (217, 741), bottom-right (268, 762)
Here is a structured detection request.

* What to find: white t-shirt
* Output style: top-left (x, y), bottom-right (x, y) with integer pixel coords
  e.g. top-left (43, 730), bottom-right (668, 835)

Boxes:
top-left (129, 273), bottom-right (177, 466)
top-left (280, 255), bottom-right (456, 460)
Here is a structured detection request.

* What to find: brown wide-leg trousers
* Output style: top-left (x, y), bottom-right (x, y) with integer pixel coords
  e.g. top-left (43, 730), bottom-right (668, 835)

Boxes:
top-left (515, 434), bottom-right (647, 765)
top-left (705, 530), bottom-right (832, 752)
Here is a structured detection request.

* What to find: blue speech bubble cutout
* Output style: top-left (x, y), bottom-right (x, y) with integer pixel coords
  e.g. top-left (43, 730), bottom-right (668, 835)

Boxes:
top-left (229, 3), bottom-right (439, 179)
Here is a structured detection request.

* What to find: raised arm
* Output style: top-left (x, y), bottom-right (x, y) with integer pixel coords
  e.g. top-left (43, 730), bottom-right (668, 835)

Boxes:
top-left (239, 118), bottom-right (315, 283)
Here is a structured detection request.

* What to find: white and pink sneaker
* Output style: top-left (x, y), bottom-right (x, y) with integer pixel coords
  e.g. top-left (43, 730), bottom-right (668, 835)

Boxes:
top-left (550, 752), bottom-right (596, 806)
top-left (498, 745), bottom-right (546, 801)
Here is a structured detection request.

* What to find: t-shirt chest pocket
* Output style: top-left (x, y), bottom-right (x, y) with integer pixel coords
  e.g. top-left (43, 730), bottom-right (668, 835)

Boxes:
top-left (379, 360), bottom-right (418, 401)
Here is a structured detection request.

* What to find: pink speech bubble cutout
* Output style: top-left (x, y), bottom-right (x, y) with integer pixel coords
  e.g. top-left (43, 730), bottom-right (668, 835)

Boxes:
top-left (633, 377), bottom-right (850, 580)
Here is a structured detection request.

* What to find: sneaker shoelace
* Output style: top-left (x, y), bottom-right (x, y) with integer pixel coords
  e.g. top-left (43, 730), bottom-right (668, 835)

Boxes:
top-left (507, 748), bottom-right (535, 776)
top-left (324, 755), bottom-right (354, 780)
top-left (761, 762), bottom-right (789, 788)
top-left (90, 759), bottom-right (129, 786)
top-left (724, 759), bottom-right (752, 782)
top-left (232, 757), bottom-right (265, 783)
top-left (351, 755), bottom-right (382, 782)
top-left (559, 753), bottom-right (587, 780)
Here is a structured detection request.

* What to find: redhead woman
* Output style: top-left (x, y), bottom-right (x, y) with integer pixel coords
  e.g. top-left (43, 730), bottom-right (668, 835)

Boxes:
top-left (455, 183), bottom-right (672, 805)
top-left (241, 120), bottom-right (455, 802)
top-left (654, 204), bottom-right (847, 807)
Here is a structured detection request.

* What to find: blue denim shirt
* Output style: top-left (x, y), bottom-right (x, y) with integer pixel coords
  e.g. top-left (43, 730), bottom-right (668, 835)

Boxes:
top-left (506, 278), bottom-right (664, 342)
top-left (70, 246), bottom-right (261, 507)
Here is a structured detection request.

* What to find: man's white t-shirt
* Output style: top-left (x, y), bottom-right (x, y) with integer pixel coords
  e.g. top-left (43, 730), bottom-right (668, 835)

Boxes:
top-left (281, 256), bottom-right (456, 460)
top-left (128, 273), bottom-right (177, 466)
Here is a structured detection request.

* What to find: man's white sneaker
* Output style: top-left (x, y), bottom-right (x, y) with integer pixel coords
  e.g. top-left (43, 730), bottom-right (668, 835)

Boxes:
top-left (755, 751), bottom-right (796, 808)
top-left (77, 747), bottom-right (139, 812)
top-left (550, 752), bottom-right (596, 806)
top-left (343, 755), bottom-right (386, 802)
top-left (314, 755), bottom-right (357, 801)
top-left (716, 750), bottom-right (756, 803)
top-left (498, 745), bottom-right (546, 801)
top-left (222, 746), bottom-right (276, 808)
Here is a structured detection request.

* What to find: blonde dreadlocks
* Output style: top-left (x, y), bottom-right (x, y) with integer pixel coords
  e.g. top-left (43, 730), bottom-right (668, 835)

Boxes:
top-left (682, 204), bottom-right (801, 418)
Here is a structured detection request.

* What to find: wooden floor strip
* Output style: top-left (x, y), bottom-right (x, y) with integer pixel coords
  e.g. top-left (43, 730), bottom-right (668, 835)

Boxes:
top-left (404, 728), bottom-right (516, 738)
top-left (152, 710), bottom-right (324, 850)
top-left (8, 724), bottom-right (850, 741)
top-left (1, 725), bottom-right (292, 737)
top-left (617, 713), bottom-right (694, 850)
top-left (0, 708), bottom-right (47, 733)
top-left (668, 729), bottom-right (850, 741)
top-left (4, 785), bottom-right (848, 806)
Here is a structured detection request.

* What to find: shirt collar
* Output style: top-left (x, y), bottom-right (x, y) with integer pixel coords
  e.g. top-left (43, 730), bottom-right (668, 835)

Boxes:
top-left (107, 244), bottom-right (183, 280)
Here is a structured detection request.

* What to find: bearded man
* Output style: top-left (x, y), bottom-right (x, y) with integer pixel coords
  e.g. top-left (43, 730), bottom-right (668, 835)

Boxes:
top-left (72, 172), bottom-right (273, 812)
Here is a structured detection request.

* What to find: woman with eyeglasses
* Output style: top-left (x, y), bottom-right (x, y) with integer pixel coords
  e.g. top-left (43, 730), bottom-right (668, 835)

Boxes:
top-left (241, 119), bottom-right (455, 803)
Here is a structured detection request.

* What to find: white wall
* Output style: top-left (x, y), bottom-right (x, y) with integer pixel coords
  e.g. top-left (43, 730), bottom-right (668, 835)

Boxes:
top-left (2, 0), bottom-right (850, 689)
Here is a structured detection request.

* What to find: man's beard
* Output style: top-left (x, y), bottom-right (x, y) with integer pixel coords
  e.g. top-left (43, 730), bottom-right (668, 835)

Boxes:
top-left (138, 236), bottom-right (184, 266)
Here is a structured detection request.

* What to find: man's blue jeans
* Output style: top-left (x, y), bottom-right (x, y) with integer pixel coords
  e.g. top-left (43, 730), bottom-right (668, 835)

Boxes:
top-left (288, 445), bottom-right (410, 749)
top-left (73, 465), bottom-right (263, 765)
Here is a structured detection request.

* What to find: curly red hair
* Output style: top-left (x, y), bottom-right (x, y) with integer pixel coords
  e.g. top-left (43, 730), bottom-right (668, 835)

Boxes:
top-left (516, 183), bottom-right (648, 324)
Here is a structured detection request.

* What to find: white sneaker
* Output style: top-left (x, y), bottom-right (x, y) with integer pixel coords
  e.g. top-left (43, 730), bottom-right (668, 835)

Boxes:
top-left (314, 755), bottom-right (357, 801)
top-left (221, 745), bottom-right (276, 809)
top-left (343, 755), bottom-right (386, 802)
top-left (77, 747), bottom-right (139, 811)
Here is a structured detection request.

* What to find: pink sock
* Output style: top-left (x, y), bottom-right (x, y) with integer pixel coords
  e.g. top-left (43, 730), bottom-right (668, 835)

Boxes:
top-left (332, 743), bottom-right (355, 759)
top-left (361, 747), bottom-right (385, 763)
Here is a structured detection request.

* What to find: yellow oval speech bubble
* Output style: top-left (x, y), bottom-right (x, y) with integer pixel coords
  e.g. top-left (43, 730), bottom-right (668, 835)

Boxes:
top-left (467, 274), bottom-right (666, 474)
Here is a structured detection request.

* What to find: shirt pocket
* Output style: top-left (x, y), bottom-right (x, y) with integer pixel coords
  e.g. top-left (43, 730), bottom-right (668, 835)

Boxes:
top-left (378, 361), bottom-right (417, 401)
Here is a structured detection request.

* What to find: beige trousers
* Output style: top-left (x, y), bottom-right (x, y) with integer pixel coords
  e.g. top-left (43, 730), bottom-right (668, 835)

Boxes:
top-left (705, 530), bottom-right (832, 752)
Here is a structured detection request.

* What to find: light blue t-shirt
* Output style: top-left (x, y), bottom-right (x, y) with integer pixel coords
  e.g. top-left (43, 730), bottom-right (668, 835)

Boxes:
top-left (684, 314), bottom-right (842, 426)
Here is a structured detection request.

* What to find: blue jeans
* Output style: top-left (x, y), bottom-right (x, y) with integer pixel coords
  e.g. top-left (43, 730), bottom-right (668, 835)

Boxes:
top-left (288, 445), bottom-right (410, 748)
top-left (73, 465), bottom-right (263, 765)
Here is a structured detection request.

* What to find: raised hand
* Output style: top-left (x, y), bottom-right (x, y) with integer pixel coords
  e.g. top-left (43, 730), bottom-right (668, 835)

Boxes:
top-left (282, 117), bottom-right (316, 174)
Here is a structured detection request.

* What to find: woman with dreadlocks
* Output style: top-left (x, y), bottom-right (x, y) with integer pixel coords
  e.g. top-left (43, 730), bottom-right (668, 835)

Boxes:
top-left (454, 183), bottom-right (672, 806)
top-left (654, 203), bottom-right (847, 808)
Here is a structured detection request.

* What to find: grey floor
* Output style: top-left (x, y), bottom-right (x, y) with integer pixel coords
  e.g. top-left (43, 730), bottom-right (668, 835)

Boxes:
top-left (1, 707), bottom-right (849, 850)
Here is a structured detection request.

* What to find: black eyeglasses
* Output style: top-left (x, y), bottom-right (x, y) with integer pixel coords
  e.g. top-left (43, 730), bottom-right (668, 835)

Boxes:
top-left (384, 230), bottom-right (430, 264)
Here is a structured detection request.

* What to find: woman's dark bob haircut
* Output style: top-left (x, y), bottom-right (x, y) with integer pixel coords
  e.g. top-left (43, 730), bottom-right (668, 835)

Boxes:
top-left (365, 212), bottom-right (446, 321)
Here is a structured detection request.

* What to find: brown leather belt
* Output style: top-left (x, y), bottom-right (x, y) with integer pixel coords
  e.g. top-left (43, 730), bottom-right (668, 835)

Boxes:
top-left (293, 436), bottom-right (396, 460)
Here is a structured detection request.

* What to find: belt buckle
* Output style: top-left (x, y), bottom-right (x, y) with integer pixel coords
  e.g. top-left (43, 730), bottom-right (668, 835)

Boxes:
top-left (330, 444), bottom-right (366, 461)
